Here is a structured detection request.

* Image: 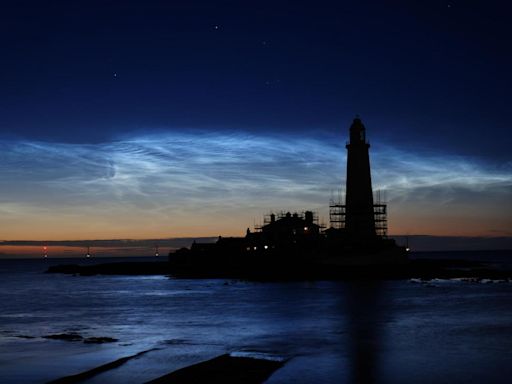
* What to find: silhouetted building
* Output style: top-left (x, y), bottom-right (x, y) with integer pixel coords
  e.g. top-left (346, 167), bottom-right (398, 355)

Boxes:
top-left (245, 211), bottom-right (322, 256)
top-left (345, 118), bottom-right (376, 239)
top-left (330, 118), bottom-right (388, 241)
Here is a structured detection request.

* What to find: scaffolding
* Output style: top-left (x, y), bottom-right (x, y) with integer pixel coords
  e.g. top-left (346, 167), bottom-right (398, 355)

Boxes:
top-left (329, 200), bottom-right (346, 230)
top-left (373, 203), bottom-right (388, 237)
top-left (256, 210), bottom-right (323, 231)
top-left (329, 190), bottom-right (388, 237)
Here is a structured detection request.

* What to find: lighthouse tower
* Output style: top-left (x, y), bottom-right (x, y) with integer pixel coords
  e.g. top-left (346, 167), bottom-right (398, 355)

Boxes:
top-left (344, 117), bottom-right (376, 240)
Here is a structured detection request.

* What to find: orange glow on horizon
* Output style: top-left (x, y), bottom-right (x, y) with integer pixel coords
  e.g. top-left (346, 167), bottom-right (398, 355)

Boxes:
top-left (0, 245), bottom-right (175, 258)
top-left (1, 210), bottom-right (509, 243)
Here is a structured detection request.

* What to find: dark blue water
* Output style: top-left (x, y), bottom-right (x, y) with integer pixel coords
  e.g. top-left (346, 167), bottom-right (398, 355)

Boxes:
top-left (1, 253), bottom-right (511, 383)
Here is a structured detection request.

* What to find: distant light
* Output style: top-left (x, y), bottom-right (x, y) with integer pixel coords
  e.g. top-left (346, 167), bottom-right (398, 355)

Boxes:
top-left (264, 245), bottom-right (268, 250)
top-left (406, 247), bottom-right (410, 252)
top-left (304, 227), bottom-right (308, 231)
top-left (246, 247), bottom-right (251, 251)
top-left (253, 246), bottom-right (257, 250)
top-left (155, 253), bottom-right (159, 257)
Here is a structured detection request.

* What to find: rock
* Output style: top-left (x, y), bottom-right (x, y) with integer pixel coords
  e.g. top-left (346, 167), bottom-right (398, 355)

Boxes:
top-left (43, 333), bottom-right (83, 342)
top-left (83, 337), bottom-right (118, 344)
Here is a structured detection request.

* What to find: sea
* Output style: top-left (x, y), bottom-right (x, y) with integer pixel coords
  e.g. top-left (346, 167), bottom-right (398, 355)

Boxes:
top-left (1, 251), bottom-right (511, 383)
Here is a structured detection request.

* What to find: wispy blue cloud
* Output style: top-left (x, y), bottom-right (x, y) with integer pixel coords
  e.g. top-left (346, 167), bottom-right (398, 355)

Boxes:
top-left (0, 131), bottom-right (510, 239)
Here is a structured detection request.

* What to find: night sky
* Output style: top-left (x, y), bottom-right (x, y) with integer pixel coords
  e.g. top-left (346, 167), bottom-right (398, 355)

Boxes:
top-left (1, 1), bottom-right (511, 244)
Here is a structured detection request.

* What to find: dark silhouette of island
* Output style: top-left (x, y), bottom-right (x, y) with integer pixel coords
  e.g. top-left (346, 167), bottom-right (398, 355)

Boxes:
top-left (47, 118), bottom-right (512, 280)
top-left (167, 117), bottom-right (406, 278)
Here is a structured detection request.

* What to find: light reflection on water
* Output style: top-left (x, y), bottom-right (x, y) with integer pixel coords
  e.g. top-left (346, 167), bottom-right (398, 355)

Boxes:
top-left (0, 258), bottom-right (511, 383)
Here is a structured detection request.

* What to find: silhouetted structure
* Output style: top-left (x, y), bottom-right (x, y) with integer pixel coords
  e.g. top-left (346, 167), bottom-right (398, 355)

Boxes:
top-left (169, 118), bottom-right (407, 278)
top-left (346, 117), bottom-right (376, 239)
top-left (330, 118), bottom-right (387, 239)
top-left (249, 211), bottom-right (322, 253)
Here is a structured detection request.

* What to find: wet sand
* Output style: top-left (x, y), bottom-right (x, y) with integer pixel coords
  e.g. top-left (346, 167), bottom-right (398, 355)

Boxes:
top-left (146, 354), bottom-right (286, 384)
top-left (47, 353), bottom-right (285, 384)
top-left (47, 349), bottom-right (158, 384)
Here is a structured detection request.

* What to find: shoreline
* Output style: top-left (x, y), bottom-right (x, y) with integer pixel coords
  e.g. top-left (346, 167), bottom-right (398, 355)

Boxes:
top-left (45, 350), bottom-right (285, 384)
top-left (146, 354), bottom-right (286, 384)
top-left (46, 258), bottom-right (512, 281)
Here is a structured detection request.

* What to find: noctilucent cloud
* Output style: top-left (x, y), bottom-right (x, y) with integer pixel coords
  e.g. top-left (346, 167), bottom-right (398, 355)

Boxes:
top-left (0, 1), bottom-right (511, 240)
top-left (1, 130), bottom-right (510, 240)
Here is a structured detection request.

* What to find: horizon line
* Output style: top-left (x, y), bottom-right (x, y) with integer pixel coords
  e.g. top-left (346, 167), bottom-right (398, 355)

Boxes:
top-left (2, 234), bottom-right (512, 244)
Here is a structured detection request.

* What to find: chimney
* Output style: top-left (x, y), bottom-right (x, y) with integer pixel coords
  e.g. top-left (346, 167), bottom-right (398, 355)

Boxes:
top-left (305, 211), bottom-right (313, 224)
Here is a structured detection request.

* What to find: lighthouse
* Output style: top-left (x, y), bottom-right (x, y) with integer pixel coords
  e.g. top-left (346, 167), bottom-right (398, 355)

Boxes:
top-left (344, 117), bottom-right (377, 241)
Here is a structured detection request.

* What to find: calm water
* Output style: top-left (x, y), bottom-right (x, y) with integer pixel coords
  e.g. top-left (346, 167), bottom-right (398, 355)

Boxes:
top-left (0, 253), bottom-right (511, 383)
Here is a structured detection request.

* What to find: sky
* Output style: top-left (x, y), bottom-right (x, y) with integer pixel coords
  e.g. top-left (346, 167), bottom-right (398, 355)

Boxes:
top-left (1, 1), bottom-right (511, 249)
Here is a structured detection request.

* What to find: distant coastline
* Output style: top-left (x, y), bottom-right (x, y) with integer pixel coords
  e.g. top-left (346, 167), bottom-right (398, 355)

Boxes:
top-left (1, 236), bottom-right (512, 258)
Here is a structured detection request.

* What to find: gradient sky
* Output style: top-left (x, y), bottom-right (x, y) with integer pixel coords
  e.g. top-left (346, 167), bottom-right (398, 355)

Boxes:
top-left (1, 0), bottom-right (511, 242)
